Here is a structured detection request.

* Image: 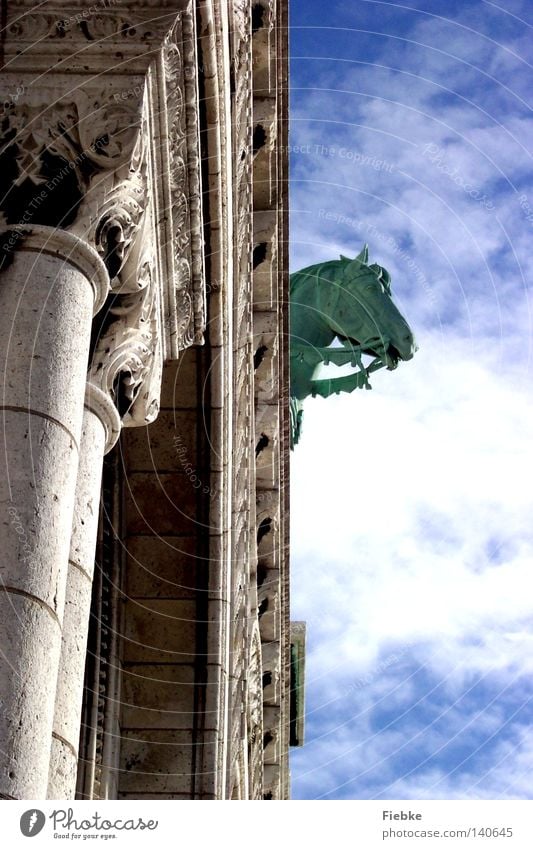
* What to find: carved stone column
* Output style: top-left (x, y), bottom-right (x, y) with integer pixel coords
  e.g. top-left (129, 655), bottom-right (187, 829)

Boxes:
top-left (0, 0), bottom-right (205, 799)
top-left (0, 226), bottom-right (109, 800)
top-left (47, 389), bottom-right (120, 799)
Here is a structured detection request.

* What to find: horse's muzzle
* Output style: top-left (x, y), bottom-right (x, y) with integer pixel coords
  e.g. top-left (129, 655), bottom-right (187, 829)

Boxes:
top-left (392, 333), bottom-right (418, 364)
top-left (386, 338), bottom-right (416, 368)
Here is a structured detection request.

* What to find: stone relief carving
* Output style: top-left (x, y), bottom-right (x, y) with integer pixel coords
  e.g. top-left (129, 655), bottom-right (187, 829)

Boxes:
top-left (89, 252), bottom-right (162, 428)
top-left (159, 10), bottom-right (205, 354)
top-left (233, 1), bottom-right (250, 43)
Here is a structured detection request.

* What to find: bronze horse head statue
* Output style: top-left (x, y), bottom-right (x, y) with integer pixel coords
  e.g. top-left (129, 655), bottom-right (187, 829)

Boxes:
top-left (290, 245), bottom-right (417, 445)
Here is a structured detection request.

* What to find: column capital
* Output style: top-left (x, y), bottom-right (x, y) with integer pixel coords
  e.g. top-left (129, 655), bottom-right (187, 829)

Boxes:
top-left (1, 0), bottom-right (206, 430)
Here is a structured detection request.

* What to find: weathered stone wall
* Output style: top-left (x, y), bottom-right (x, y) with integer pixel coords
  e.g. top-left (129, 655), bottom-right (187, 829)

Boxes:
top-left (117, 348), bottom-right (211, 799)
top-left (110, 0), bottom-right (290, 800)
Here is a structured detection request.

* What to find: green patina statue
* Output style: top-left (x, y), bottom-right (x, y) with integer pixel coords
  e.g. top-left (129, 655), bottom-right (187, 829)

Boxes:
top-left (290, 245), bottom-right (417, 446)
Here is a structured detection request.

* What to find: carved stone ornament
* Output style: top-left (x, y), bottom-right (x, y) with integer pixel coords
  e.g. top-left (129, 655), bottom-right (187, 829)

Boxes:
top-left (247, 621), bottom-right (264, 799)
top-left (0, 89), bottom-right (142, 231)
top-left (89, 253), bottom-right (163, 428)
top-left (233, 0), bottom-right (250, 42)
top-left (154, 9), bottom-right (205, 356)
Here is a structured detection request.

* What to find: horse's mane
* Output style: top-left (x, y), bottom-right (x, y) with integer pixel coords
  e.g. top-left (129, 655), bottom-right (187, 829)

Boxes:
top-left (290, 254), bottom-right (392, 297)
top-left (289, 257), bottom-right (347, 293)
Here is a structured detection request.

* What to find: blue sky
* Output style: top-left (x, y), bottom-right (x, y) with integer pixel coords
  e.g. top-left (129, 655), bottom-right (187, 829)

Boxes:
top-left (288, 0), bottom-right (533, 800)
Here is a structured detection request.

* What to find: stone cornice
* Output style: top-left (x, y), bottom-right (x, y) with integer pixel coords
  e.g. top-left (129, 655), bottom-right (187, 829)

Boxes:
top-left (3, 1), bottom-right (193, 72)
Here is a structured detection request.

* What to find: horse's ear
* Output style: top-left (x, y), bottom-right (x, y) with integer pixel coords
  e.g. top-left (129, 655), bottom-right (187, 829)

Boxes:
top-left (339, 254), bottom-right (351, 262)
top-left (355, 244), bottom-right (369, 264)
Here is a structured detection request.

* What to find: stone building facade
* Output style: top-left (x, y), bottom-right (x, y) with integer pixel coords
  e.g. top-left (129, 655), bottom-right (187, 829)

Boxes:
top-left (0, 0), bottom-right (302, 801)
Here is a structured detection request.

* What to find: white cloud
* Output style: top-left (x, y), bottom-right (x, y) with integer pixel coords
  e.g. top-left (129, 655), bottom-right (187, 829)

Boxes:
top-left (292, 336), bottom-right (533, 666)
